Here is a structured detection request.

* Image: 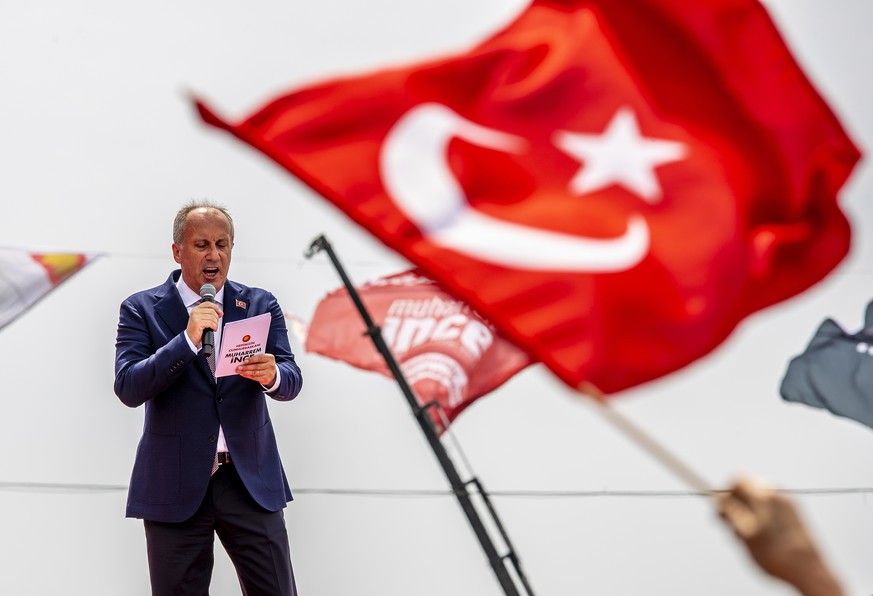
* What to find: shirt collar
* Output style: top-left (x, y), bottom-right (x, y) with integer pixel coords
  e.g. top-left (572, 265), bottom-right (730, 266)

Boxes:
top-left (176, 276), bottom-right (225, 307)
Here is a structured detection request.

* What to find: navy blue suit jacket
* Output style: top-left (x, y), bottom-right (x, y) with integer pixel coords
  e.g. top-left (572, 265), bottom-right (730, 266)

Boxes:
top-left (114, 270), bottom-right (303, 523)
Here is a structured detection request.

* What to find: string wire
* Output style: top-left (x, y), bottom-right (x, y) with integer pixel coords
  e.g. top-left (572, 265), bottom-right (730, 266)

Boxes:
top-left (1, 481), bottom-right (870, 498)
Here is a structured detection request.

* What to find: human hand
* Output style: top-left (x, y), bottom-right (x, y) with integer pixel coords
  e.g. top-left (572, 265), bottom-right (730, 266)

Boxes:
top-left (187, 301), bottom-right (223, 347)
top-left (717, 477), bottom-right (843, 596)
top-left (237, 353), bottom-right (277, 387)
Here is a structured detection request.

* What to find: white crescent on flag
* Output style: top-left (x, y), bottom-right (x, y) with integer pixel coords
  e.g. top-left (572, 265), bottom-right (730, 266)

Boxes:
top-left (379, 102), bottom-right (662, 272)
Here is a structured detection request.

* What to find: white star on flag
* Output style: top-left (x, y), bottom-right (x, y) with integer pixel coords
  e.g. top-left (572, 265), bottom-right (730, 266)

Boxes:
top-left (554, 107), bottom-right (687, 203)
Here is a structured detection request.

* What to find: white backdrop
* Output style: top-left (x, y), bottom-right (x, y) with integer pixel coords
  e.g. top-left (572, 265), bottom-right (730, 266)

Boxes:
top-left (1, 1), bottom-right (871, 595)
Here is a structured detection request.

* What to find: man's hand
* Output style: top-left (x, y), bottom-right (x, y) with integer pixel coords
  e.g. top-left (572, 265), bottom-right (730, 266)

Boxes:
top-left (186, 301), bottom-right (223, 347)
top-left (237, 354), bottom-right (277, 387)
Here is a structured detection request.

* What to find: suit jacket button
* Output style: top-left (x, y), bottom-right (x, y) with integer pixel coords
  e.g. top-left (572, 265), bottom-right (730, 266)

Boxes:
top-left (217, 396), bottom-right (223, 403)
top-left (209, 435), bottom-right (217, 443)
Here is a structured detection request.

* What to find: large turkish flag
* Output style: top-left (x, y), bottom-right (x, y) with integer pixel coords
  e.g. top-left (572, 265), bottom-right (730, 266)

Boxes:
top-left (197, 0), bottom-right (860, 393)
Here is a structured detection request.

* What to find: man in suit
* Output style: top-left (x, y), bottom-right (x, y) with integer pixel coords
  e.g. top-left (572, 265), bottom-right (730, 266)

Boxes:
top-left (114, 199), bottom-right (304, 595)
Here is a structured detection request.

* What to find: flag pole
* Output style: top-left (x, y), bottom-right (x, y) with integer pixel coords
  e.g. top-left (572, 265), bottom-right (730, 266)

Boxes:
top-left (578, 383), bottom-right (714, 494)
top-left (305, 234), bottom-right (534, 596)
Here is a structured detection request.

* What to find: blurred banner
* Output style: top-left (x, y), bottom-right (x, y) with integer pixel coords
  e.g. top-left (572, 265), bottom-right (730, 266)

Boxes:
top-left (199, 0), bottom-right (860, 394)
top-left (780, 301), bottom-right (873, 432)
top-left (302, 270), bottom-right (531, 433)
top-left (0, 249), bottom-right (99, 330)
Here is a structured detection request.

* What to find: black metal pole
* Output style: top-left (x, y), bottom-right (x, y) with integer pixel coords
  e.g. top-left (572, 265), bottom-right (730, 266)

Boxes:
top-left (305, 234), bottom-right (531, 596)
top-left (466, 477), bottom-right (536, 595)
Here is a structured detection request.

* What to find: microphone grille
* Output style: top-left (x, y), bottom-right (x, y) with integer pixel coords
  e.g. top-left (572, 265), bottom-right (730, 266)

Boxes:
top-left (199, 284), bottom-right (217, 300)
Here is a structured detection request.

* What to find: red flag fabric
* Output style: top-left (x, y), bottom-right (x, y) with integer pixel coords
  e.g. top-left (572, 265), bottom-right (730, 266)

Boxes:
top-left (304, 270), bottom-right (531, 432)
top-left (0, 249), bottom-right (99, 330)
top-left (197, 0), bottom-right (860, 393)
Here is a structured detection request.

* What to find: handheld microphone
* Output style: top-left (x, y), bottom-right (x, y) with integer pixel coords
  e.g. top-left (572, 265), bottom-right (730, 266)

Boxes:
top-left (199, 284), bottom-right (217, 357)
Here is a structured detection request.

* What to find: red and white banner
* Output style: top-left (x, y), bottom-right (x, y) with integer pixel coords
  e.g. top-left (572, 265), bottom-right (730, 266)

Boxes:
top-left (0, 248), bottom-right (99, 330)
top-left (198, 0), bottom-right (860, 394)
top-left (304, 270), bottom-right (530, 432)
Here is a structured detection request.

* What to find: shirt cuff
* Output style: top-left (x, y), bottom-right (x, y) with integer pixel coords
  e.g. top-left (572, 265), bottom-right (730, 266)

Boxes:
top-left (184, 330), bottom-right (199, 354)
top-left (262, 365), bottom-right (281, 392)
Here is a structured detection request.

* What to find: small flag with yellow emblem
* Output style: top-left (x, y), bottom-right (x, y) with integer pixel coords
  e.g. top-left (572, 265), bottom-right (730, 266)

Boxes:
top-left (0, 248), bottom-right (100, 330)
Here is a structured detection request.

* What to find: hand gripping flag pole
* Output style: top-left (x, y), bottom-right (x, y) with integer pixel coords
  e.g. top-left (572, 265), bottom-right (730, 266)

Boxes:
top-left (306, 234), bottom-right (535, 596)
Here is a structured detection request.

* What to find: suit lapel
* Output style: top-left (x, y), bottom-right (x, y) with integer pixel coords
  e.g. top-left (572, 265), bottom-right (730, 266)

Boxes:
top-left (217, 281), bottom-right (251, 387)
top-left (154, 272), bottom-right (189, 335)
top-left (222, 281), bottom-right (250, 326)
top-left (154, 271), bottom-right (214, 382)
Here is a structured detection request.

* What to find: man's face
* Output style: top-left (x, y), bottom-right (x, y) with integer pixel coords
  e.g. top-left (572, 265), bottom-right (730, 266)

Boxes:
top-left (172, 208), bottom-right (234, 293)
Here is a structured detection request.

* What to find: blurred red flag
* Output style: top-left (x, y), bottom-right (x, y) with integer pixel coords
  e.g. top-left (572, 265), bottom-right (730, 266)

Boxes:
top-left (303, 270), bottom-right (531, 432)
top-left (197, 0), bottom-right (860, 393)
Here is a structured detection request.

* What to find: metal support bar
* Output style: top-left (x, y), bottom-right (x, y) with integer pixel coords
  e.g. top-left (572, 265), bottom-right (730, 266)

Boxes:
top-left (305, 234), bottom-right (533, 596)
top-left (466, 478), bottom-right (536, 596)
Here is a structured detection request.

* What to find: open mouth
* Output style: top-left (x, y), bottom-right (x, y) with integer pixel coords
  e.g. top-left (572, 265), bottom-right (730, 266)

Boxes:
top-left (203, 267), bottom-right (220, 280)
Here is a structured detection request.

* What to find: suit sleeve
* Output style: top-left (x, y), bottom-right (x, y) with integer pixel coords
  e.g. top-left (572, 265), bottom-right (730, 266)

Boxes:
top-left (264, 293), bottom-right (303, 402)
top-left (114, 298), bottom-right (197, 408)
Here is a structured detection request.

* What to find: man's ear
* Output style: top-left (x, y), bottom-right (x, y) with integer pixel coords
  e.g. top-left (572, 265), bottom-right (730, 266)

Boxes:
top-left (172, 243), bottom-right (182, 264)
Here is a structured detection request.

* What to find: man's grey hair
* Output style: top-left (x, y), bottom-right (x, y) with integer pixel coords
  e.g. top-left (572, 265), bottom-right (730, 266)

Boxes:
top-left (172, 199), bottom-right (235, 245)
